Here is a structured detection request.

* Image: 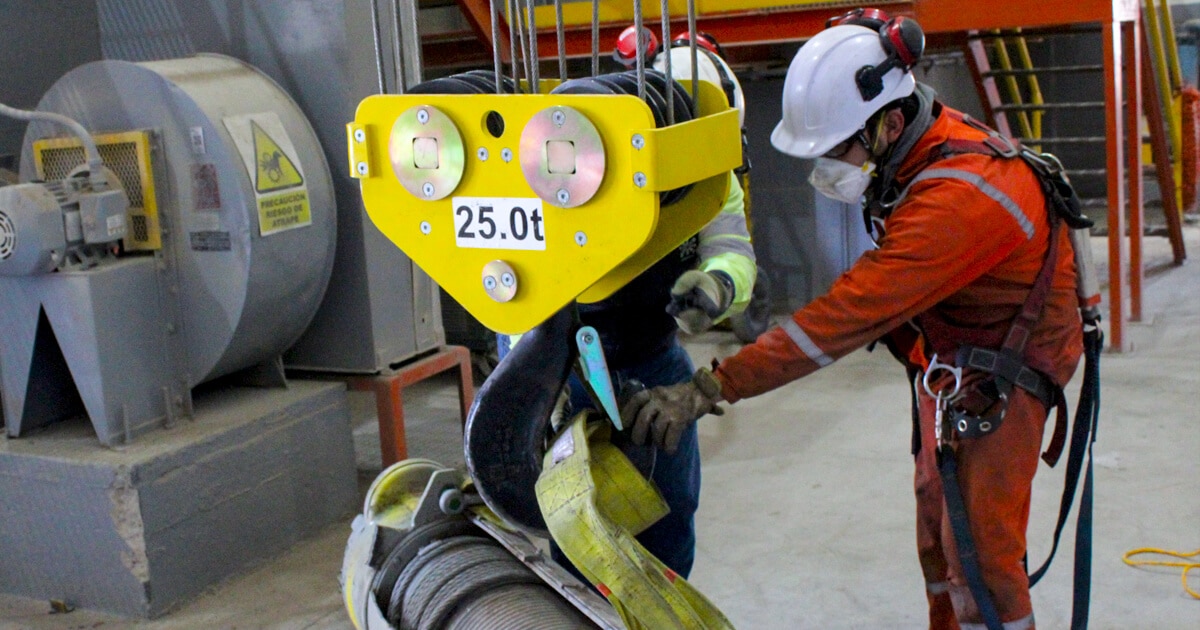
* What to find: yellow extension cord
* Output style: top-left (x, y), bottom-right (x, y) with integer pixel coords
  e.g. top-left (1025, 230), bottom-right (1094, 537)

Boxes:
top-left (1122, 548), bottom-right (1200, 599)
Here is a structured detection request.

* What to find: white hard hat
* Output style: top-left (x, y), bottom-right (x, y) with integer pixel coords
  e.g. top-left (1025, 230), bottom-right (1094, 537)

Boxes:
top-left (653, 47), bottom-right (745, 127)
top-left (771, 24), bottom-right (916, 158)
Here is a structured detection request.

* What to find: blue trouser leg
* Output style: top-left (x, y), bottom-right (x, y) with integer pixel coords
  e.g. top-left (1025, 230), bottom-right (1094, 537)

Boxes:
top-left (555, 339), bottom-right (702, 579)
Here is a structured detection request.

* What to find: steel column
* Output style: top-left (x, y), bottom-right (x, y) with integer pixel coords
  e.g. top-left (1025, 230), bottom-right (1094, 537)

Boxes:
top-left (1124, 20), bottom-right (1144, 323)
top-left (1104, 20), bottom-right (1130, 352)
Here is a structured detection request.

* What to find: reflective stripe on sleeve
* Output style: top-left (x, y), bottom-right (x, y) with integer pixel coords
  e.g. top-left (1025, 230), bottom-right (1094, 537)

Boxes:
top-left (702, 212), bottom-right (752, 239)
top-left (780, 319), bottom-right (833, 367)
top-left (901, 168), bottom-right (1035, 239)
top-left (959, 613), bottom-right (1035, 630)
top-left (926, 580), bottom-right (951, 595)
top-left (699, 235), bottom-right (756, 259)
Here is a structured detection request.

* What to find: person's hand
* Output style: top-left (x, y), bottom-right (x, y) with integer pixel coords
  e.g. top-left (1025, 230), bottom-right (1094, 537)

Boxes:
top-left (620, 368), bottom-right (724, 454)
top-left (666, 270), bottom-right (734, 334)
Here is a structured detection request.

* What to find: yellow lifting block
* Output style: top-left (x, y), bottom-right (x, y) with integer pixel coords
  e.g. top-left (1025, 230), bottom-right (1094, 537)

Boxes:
top-left (348, 80), bottom-right (740, 334)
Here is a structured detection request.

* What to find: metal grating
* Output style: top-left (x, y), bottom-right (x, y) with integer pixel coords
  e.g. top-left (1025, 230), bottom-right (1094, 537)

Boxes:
top-left (34, 132), bottom-right (161, 251)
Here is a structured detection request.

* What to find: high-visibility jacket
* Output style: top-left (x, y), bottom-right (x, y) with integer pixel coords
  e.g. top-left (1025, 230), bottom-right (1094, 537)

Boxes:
top-left (714, 104), bottom-right (1082, 401)
top-left (581, 172), bottom-right (756, 368)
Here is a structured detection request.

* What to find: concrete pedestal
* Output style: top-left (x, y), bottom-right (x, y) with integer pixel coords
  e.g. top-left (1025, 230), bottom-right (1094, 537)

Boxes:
top-left (0, 381), bottom-right (357, 618)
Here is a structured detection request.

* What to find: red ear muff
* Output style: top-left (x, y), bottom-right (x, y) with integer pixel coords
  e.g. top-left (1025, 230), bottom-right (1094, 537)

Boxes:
top-left (671, 31), bottom-right (724, 59)
top-left (853, 14), bottom-right (925, 101)
top-left (826, 7), bottom-right (890, 30)
top-left (882, 17), bottom-right (924, 68)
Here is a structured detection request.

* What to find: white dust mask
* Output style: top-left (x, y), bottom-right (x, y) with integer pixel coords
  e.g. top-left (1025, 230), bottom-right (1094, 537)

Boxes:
top-left (809, 157), bottom-right (876, 205)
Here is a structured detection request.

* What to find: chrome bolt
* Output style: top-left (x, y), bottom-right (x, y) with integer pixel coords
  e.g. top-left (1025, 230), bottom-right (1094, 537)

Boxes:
top-left (556, 188), bottom-right (570, 205)
top-left (582, 332), bottom-right (594, 344)
top-left (500, 272), bottom-right (515, 287)
top-left (353, 128), bottom-right (366, 143)
top-left (501, 148), bottom-right (513, 162)
top-left (633, 172), bottom-right (647, 188)
top-left (477, 147), bottom-right (489, 161)
top-left (356, 161), bottom-right (368, 175)
top-left (574, 231), bottom-right (587, 246)
top-left (420, 221), bottom-right (431, 234)
top-left (422, 182), bottom-right (435, 197)
top-left (631, 134), bottom-right (645, 150)
top-left (483, 275), bottom-right (497, 290)
top-left (552, 110), bottom-right (566, 127)
top-left (417, 109), bottom-right (430, 124)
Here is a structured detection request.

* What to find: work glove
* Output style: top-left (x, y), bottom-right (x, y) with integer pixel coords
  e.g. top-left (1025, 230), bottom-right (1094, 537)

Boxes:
top-left (621, 368), bottom-right (724, 455)
top-left (666, 270), bottom-right (735, 335)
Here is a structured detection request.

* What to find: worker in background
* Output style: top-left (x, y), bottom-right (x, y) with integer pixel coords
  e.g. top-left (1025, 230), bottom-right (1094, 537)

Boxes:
top-left (622, 13), bottom-right (1084, 630)
top-left (498, 27), bottom-right (757, 580)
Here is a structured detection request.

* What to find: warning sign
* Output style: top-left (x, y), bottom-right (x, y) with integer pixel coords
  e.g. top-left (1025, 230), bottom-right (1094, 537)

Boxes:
top-left (251, 121), bottom-right (304, 193)
top-left (223, 112), bottom-right (312, 237)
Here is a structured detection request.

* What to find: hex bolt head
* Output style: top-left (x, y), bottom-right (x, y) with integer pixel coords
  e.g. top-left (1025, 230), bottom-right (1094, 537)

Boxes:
top-left (632, 134), bottom-right (645, 150)
top-left (633, 172), bottom-right (647, 188)
top-left (500, 272), bottom-right (515, 287)
top-left (420, 221), bottom-right (431, 234)
top-left (353, 128), bottom-right (366, 143)
top-left (422, 182), bottom-right (435, 197)
top-left (574, 231), bottom-right (587, 246)
top-left (483, 275), bottom-right (497, 290)
top-left (552, 110), bottom-right (566, 127)
top-left (556, 188), bottom-right (570, 205)
top-left (477, 147), bottom-right (489, 161)
top-left (356, 161), bottom-right (368, 175)
top-left (417, 109), bottom-right (430, 124)
top-left (501, 148), bottom-right (513, 163)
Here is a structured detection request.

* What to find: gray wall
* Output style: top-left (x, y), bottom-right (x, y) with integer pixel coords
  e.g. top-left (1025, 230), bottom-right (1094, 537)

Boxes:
top-left (0, 1), bottom-right (102, 166)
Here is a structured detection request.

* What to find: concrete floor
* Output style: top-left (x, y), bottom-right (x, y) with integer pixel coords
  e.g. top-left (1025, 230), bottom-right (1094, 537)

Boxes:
top-left (2, 228), bottom-right (1198, 629)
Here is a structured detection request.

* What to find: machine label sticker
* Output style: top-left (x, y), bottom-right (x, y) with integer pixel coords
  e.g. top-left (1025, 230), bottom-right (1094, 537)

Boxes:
top-left (191, 163), bottom-right (221, 210)
top-left (222, 112), bottom-right (311, 237)
top-left (190, 230), bottom-right (232, 252)
top-left (450, 196), bottom-right (546, 251)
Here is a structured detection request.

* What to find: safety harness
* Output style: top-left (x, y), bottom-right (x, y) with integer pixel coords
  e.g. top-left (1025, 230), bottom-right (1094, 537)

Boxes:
top-left (890, 111), bottom-right (1103, 630)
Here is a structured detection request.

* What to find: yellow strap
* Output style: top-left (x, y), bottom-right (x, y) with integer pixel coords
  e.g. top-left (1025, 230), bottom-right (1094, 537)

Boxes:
top-left (536, 413), bottom-right (735, 629)
top-left (1122, 547), bottom-right (1200, 600)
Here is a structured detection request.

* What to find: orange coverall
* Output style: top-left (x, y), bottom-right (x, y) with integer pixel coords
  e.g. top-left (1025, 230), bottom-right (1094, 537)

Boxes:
top-left (714, 104), bottom-right (1083, 629)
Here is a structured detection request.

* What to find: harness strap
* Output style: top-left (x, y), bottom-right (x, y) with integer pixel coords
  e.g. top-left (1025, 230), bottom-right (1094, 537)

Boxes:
top-left (938, 448), bottom-right (1007, 630)
top-left (916, 109), bottom-right (1098, 629)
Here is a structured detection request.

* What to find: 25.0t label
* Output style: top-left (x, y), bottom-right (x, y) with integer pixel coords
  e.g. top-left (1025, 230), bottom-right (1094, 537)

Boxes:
top-left (451, 196), bottom-right (546, 251)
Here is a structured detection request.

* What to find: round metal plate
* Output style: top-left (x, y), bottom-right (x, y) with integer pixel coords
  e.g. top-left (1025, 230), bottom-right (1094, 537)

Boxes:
top-left (389, 105), bottom-right (465, 201)
top-left (519, 105), bottom-right (605, 209)
top-left (482, 259), bottom-right (517, 303)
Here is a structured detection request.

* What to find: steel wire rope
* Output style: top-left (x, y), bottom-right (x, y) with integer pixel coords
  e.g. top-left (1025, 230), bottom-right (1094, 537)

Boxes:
top-left (511, 0), bottom-right (531, 93)
top-left (686, 0), bottom-right (698, 109)
top-left (633, 0), bottom-right (645, 99)
top-left (490, 0), bottom-right (504, 94)
top-left (555, 0), bottom-right (567, 82)
top-left (591, 0), bottom-right (600, 77)
top-left (660, 0), bottom-right (673, 124)
top-left (507, 0), bottom-right (523, 92)
top-left (525, 0), bottom-right (539, 94)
